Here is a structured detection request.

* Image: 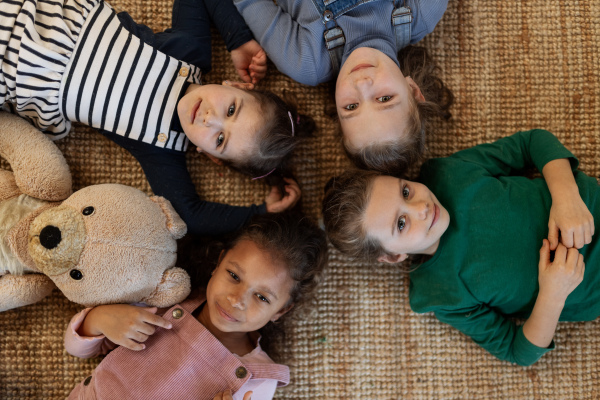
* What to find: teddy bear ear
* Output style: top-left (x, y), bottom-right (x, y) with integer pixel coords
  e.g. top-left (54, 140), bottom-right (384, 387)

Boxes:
top-left (141, 267), bottom-right (191, 308)
top-left (149, 196), bottom-right (187, 239)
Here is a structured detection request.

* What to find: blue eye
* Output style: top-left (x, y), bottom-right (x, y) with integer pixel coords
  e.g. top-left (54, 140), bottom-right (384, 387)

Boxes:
top-left (227, 103), bottom-right (236, 117)
top-left (402, 185), bottom-right (410, 199)
top-left (377, 95), bottom-right (392, 102)
top-left (344, 103), bottom-right (358, 111)
top-left (397, 216), bottom-right (406, 232)
top-left (216, 133), bottom-right (224, 147)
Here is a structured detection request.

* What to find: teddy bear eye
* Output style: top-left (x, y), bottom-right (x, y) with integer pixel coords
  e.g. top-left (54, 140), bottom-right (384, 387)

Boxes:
top-left (69, 269), bottom-right (83, 280)
top-left (82, 206), bottom-right (95, 216)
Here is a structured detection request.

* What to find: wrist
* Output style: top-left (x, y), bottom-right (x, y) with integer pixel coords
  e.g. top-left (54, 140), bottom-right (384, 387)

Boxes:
top-left (536, 290), bottom-right (566, 311)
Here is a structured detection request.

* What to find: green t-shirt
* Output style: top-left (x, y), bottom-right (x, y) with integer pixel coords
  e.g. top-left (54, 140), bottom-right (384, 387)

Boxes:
top-left (410, 130), bottom-right (600, 366)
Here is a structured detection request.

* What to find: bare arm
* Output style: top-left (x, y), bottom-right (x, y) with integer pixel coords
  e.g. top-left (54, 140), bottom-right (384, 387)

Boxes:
top-left (543, 158), bottom-right (594, 249)
top-left (522, 240), bottom-right (585, 348)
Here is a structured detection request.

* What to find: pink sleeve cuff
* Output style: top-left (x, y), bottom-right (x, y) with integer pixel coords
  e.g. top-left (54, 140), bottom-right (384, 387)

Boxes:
top-left (64, 308), bottom-right (115, 358)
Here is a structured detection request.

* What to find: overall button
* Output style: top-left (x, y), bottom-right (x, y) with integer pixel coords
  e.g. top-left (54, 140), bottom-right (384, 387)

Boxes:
top-left (179, 67), bottom-right (189, 77)
top-left (235, 366), bottom-right (248, 378)
top-left (323, 10), bottom-right (333, 21)
top-left (172, 308), bottom-right (183, 319)
top-left (157, 133), bottom-right (168, 143)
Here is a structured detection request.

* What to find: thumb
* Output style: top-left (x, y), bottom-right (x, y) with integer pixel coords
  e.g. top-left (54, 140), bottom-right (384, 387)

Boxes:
top-left (243, 391), bottom-right (253, 400)
top-left (538, 239), bottom-right (551, 271)
top-left (548, 219), bottom-right (559, 250)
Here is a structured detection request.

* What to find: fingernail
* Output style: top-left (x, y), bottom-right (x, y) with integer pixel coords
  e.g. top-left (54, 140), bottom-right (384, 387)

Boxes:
top-left (141, 344), bottom-right (145, 350)
top-left (167, 324), bottom-right (172, 329)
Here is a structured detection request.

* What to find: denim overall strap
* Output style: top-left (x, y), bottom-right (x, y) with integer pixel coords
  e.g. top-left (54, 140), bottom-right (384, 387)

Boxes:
top-left (313, 0), bottom-right (413, 75)
top-left (392, 1), bottom-right (412, 50)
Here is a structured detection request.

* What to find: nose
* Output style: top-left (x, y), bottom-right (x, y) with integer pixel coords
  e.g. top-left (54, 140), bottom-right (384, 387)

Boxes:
top-left (227, 291), bottom-right (246, 310)
top-left (354, 75), bottom-right (373, 92)
top-left (412, 200), bottom-right (429, 220)
top-left (39, 225), bottom-right (62, 249)
top-left (203, 109), bottom-right (222, 129)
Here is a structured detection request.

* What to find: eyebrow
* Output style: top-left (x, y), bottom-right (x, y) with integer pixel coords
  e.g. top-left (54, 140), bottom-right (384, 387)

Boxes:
top-left (227, 260), bottom-right (279, 301)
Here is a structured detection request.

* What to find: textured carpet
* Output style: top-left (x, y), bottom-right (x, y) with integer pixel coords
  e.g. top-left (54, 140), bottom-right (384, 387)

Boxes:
top-left (1, 0), bottom-right (600, 399)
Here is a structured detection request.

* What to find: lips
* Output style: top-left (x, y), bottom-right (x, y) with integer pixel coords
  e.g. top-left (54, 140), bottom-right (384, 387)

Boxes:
top-left (216, 302), bottom-right (238, 322)
top-left (430, 204), bottom-right (439, 230)
top-left (350, 63), bottom-right (374, 73)
top-left (190, 100), bottom-right (201, 124)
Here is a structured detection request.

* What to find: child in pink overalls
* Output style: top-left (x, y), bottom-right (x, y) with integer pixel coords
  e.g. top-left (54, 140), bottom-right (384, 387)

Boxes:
top-left (65, 213), bottom-right (327, 399)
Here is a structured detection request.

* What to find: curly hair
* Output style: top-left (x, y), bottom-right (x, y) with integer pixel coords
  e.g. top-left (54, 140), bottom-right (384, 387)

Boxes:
top-left (177, 212), bottom-right (328, 360)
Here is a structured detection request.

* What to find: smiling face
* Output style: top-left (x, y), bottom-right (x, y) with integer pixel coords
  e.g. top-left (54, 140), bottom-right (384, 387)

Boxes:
top-left (177, 84), bottom-right (263, 164)
top-left (363, 176), bottom-right (450, 263)
top-left (203, 239), bottom-right (294, 334)
top-left (336, 47), bottom-right (424, 152)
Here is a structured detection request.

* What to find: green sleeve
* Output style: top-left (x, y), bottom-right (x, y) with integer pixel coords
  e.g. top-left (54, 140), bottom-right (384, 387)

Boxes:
top-left (434, 304), bottom-right (555, 366)
top-left (451, 130), bottom-right (578, 177)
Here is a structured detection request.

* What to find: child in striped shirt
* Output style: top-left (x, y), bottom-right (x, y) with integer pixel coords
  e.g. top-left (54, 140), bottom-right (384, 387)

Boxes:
top-left (1, 0), bottom-right (312, 236)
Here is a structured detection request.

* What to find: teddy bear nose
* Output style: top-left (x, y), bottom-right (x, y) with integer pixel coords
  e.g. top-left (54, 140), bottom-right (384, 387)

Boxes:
top-left (39, 225), bottom-right (62, 249)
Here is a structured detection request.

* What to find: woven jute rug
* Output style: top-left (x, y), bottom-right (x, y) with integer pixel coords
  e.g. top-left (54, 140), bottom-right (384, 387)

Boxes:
top-left (2, 0), bottom-right (600, 399)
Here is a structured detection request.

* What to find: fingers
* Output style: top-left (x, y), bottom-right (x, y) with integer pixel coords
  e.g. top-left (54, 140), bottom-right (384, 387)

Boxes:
top-left (121, 338), bottom-right (146, 352)
top-left (547, 220), bottom-right (559, 250)
top-left (213, 390), bottom-right (234, 400)
top-left (538, 239), bottom-right (551, 271)
top-left (236, 69), bottom-right (252, 83)
top-left (284, 177), bottom-right (301, 198)
top-left (243, 391), bottom-right (253, 400)
top-left (222, 80), bottom-right (254, 90)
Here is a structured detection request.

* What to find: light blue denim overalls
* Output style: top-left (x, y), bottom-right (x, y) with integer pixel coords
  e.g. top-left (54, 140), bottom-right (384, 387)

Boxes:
top-left (311, 0), bottom-right (413, 74)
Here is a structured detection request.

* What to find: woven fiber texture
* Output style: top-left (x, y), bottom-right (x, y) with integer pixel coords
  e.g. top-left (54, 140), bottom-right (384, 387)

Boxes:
top-left (2, 0), bottom-right (600, 399)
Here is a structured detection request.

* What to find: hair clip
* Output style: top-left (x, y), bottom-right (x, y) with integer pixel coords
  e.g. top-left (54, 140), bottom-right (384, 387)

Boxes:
top-left (252, 168), bottom-right (276, 180)
top-left (288, 111), bottom-right (295, 137)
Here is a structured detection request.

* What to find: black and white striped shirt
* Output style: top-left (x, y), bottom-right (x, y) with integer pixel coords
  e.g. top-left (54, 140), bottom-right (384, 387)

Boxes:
top-left (1, 0), bottom-right (201, 151)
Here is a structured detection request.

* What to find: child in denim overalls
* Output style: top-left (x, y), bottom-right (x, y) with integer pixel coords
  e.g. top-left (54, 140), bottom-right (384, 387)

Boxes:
top-left (234, 0), bottom-right (454, 175)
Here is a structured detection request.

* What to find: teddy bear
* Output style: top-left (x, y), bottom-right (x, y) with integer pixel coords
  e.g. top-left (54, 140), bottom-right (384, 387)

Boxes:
top-left (0, 111), bottom-right (191, 312)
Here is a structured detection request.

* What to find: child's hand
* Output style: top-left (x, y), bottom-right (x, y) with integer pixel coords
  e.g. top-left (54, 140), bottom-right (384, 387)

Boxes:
top-left (81, 304), bottom-right (172, 351)
top-left (537, 239), bottom-right (585, 305)
top-left (230, 40), bottom-right (267, 84)
top-left (265, 177), bottom-right (301, 213)
top-left (548, 192), bottom-right (594, 250)
top-left (213, 389), bottom-right (252, 400)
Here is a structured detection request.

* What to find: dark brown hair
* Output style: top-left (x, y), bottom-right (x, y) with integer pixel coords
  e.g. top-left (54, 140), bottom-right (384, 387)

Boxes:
top-left (230, 90), bottom-right (316, 186)
top-left (178, 212), bottom-right (328, 359)
top-left (343, 46), bottom-right (454, 176)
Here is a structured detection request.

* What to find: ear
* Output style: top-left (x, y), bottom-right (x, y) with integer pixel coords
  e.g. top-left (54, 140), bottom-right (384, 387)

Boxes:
top-left (149, 196), bottom-right (187, 239)
top-left (204, 153), bottom-right (224, 166)
top-left (142, 267), bottom-right (191, 307)
top-left (271, 303), bottom-right (294, 322)
top-left (377, 253), bottom-right (408, 264)
top-left (405, 77), bottom-right (425, 103)
top-left (222, 80), bottom-right (254, 90)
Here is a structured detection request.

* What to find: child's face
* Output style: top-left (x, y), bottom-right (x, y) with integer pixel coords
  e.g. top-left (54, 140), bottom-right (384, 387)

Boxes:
top-left (335, 47), bottom-right (424, 152)
top-left (205, 239), bottom-right (294, 334)
top-left (363, 176), bottom-right (450, 263)
top-left (177, 84), bottom-right (263, 165)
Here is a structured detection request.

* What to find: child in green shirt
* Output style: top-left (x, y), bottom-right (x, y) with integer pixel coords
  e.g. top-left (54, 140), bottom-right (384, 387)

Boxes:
top-left (322, 130), bottom-right (599, 365)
